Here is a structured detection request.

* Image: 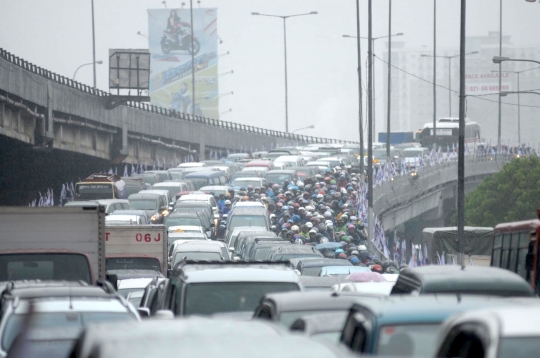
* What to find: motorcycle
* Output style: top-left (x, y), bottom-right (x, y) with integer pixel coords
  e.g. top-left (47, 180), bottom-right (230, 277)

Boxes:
top-left (161, 22), bottom-right (200, 55)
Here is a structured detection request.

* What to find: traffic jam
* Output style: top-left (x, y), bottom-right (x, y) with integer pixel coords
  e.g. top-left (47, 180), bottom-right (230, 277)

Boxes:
top-left (2, 144), bottom-right (540, 358)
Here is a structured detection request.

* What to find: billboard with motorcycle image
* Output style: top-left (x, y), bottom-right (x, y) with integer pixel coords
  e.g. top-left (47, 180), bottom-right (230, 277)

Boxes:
top-left (148, 8), bottom-right (218, 118)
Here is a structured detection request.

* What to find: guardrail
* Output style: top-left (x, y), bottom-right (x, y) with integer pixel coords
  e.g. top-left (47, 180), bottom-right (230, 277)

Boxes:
top-left (0, 48), bottom-right (359, 146)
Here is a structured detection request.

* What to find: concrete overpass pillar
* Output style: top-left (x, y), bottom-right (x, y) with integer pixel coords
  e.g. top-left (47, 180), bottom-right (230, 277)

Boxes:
top-left (198, 133), bottom-right (206, 161)
top-left (44, 81), bottom-right (55, 147)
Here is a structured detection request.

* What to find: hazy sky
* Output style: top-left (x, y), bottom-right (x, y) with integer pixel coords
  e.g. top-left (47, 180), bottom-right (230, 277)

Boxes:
top-left (1, 0), bottom-right (539, 142)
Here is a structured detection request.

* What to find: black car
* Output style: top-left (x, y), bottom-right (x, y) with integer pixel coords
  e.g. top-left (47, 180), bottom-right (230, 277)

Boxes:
top-left (390, 265), bottom-right (535, 297)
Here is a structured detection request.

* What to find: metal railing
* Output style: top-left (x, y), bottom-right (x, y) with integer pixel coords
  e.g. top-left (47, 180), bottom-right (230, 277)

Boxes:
top-left (0, 48), bottom-right (359, 146)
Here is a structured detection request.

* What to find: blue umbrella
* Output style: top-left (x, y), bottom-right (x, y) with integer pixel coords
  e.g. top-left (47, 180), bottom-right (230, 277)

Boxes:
top-left (315, 242), bottom-right (346, 250)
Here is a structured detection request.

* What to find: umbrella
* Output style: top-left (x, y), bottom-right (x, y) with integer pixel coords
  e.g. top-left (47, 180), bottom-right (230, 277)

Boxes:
top-left (347, 271), bottom-right (388, 283)
top-left (315, 242), bottom-right (346, 250)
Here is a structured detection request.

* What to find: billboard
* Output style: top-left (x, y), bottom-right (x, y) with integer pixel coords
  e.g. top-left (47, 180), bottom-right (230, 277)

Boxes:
top-left (465, 71), bottom-right (511, 95)
top-left (148, 8), bottom-right (218, 118)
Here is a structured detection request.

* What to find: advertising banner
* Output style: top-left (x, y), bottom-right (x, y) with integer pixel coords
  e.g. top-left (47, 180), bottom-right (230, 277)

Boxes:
top-left (465, 71), bottom-right (511, 95)
top-left (148, 8), bottom-right (218, 118)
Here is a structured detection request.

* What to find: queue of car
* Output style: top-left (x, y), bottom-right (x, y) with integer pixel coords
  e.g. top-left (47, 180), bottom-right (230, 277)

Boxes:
top-left (5, 144), bottom-right (540, 357)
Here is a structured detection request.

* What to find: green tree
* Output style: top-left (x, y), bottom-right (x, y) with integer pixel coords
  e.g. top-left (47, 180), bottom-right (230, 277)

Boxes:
top-left (464, 156), bottom-right (540, 227)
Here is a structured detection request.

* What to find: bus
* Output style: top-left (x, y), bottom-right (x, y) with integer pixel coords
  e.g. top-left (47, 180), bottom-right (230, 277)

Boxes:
top-left (417, 118), bottom-right (481, 151)
top-left (491, 210), bottom-right (540, 294)
top-left (75, 173), bottom-right (127, 200)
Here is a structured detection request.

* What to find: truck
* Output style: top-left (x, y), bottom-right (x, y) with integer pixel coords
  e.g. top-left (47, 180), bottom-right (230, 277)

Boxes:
top-left (421, 226), bottom-right (494, 266)
top-left (0, 206), bottom-right (106, 285)
top-left (105, 225), bottom-right (168, 275)
top-left (75, 173), bottom-right (127, 200)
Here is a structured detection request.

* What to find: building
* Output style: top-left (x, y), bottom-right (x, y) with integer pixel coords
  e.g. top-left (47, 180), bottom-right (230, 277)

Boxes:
top-left (382, 32), bottom-right (540, 146)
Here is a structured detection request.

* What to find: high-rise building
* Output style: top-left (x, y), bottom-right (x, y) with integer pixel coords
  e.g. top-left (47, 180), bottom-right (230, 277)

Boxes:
top-left (382, 32), bottom-right (540, 146)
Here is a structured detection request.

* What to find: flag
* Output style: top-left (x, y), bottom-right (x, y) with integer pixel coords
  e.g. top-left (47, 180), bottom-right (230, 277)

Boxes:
top-left (423, 243), bottom-right (429, 265)
top-left (468, 255), bottom-right (473, 266)
top-left (436, 251), bottom-right (442, 265)
top-left (123, 165), bottom-right (128, 177)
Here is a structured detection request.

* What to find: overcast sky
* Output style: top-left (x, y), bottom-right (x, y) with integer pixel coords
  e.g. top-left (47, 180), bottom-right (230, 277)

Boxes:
top-left (1, 0), bottom-right (539, 142)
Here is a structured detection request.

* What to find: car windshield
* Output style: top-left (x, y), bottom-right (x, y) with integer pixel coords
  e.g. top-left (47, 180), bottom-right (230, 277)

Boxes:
top-left (253, 247), bottom-right (276, 260)
top-left (498, 337), bottom-right (540, 357)
top-left (106, 257), bottom-right (161, 271)
top-left (2, 312), bottom-right (135, 351)
top-left (302, 266), bottom-right (324, 276)
top-left (129, 199), bottom-right (157, 210)
top-left (373, 149), bottom-right (392, 159)
top-left (231, 179), bottom-right (260, 187)
top-left (165, 217), bottom-right (202, 228)
top-left (377, 324), bottom-right (440, 357)
top-left (0, 254), bottom-right (92, 285)
top-left (14, 339), bottom-right (77, 358)
top-left (173, 251), bottom-right (222, 266)
top-left (265, 173), bottom-right (292, 185)
top-left (279, 310), bottom-right (340, 327)
top-left (229, 216), bottom-right (267, 230)
top-left (184, 282), bottom-right (299, 315)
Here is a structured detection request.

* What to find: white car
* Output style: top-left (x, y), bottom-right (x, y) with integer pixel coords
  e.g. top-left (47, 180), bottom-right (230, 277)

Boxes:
top-left (176, 194), bottom-right (219, 218)
top-left (178, 162), bottom-right (206, 168)
top-left (436, 305), bottom-right (540, 358)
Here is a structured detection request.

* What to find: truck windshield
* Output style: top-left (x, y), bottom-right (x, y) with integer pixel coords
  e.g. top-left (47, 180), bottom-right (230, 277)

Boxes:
top-left (0, 254), bottom-right (92, 284)
top-left (75, 183), bottom-right (114, 200)
top-left (106, 257), bottom-right (161, 272)
top-left (183, 282), bottom-right (299, 315)
top-left (129, 199), bottom-right (157, 210)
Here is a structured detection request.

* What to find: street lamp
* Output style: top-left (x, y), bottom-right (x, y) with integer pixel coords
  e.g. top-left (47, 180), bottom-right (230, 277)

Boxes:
top-left (252, 11), bottom-right (318, 133)
top-left (73, 60), bottom-right (103, 81)
top-left (343, 32), bottom-right (403, 144)
top-left (493, 56), bottom-right (540, 66)
top-left (291, 124), bottom-right (315, 134)
top-left (421, 51), bottom-right (478, 117)
top-left (491, 67), bottom-right (540, 144)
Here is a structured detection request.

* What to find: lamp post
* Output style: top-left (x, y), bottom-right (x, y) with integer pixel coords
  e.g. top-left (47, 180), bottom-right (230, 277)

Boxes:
top-left (497, 0), bottom-right (503, 152)
top-left (73, 61), bottom-right (103, 81)
top-left (457, 0), bottom-right (467, 265)
top-left (421, 51), bottom-right (478, 117)
top-left (342, 32), bottom-right (403, 147)
top-left (291, 124), bottom-right (315, 134)
top-left (252, 11), bottom-right (318, 133)
top-left (91, 0), bottom-right (96, 88)
top-left (491, 67), bottom-right (540, 144)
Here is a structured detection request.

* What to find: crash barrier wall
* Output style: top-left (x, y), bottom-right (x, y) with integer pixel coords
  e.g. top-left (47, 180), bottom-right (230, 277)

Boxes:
top-left (0, 48), bottom-right (358, 149)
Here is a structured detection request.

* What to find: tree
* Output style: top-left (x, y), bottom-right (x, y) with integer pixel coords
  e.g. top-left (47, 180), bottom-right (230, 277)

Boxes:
top-left (464, 156), bottom-right (540, 227)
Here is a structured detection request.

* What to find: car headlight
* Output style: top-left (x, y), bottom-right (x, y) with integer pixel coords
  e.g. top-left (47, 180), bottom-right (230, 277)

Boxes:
top-left (150, 213), bottom-right (161, 222)
top-left (161, 209), bottom-right (170, 217)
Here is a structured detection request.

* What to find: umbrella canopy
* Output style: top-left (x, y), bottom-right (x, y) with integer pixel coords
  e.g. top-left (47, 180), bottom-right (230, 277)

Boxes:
top-left (315, 242), bottom-right (346, 250)
top-left (347, 271), bottom-right (388, 282)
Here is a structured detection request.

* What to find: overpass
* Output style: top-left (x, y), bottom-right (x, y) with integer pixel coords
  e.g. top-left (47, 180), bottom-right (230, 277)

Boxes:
top-left (0, 48), bottom-right (510, 245)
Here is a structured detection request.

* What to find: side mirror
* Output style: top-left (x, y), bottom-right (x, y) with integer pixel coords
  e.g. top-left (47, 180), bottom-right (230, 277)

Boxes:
top-left (228, 247), bottom-right (235, 253)
top-left (168, 206), bottom-right (174, 211)
top-left (154, 310), bottom-right (175, 320)
top-left (105, 274), bottom-right (118, 291)
top-left (137, 307), bottom-right (150, 318)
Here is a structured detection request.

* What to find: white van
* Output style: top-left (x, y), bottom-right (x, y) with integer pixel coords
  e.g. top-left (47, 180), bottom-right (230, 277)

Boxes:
top-left (273, 155), bottom-right (305, 168)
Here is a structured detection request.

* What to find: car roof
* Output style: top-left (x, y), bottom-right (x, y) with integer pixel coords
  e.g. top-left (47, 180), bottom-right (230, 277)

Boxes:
top-left (261, 291), bottom-right (367, 312)
top-left (168, 232), bottom-right (208, 239)
top-left (173, 262), bottom-right (299, 284)
top-left (128, 193), bottom-right (160, 199)
top-left (292, 312), bottom-right (349, 335)
top-left (173, 241), bottom-right (226, 251)
top-left (178, 194), bottom-right (213, 201)
top-left (107, 269), bottom-right (164, 280)
top-left (298, 258), bottom-right (352, 268)
top-left (298, 276), bottom-right (351, 288)
top-left (397, 266), bottom-right (534, 296)
top-left (231, 207), bottom-right (267, 214)
top-left (1, 281), bottom-right (111, 300)
top-left (352, 294), bottom-right (526, 325)
top-left (268, 245), bottom-right (322, 254)
top-left (232, 177), bottom-right (263, 182)
top-left (110, 210), bottom-right (147, 216)
top-left (266, 170), bottom-right (296, 174)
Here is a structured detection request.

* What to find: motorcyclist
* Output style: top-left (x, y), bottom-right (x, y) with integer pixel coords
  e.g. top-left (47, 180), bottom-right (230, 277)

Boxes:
top-left (221, 200), bottom-right (232, 215)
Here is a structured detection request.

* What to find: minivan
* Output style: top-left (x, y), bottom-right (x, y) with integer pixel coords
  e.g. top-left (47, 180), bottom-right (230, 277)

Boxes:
top-left (183, 171), bottom-right (228, 189)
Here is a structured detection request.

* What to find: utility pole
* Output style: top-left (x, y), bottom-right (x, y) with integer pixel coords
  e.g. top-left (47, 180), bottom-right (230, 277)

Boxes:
top-left (367, 0), bottom-right (374, 254)
top-left (356, 0), bottom-right (365, 173)
top-left (190, 0), bottom-right (196, 118)
top-left (457, 0), bottom-right (467, 265)
top-left (432, 0), bottom-right (437, 150)
top-left (386, 0), bottom-right (392, 159)
top-left (497, 0), bottom-right (503, 151)
top-left (91, 0), bottom-right (97, 88)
